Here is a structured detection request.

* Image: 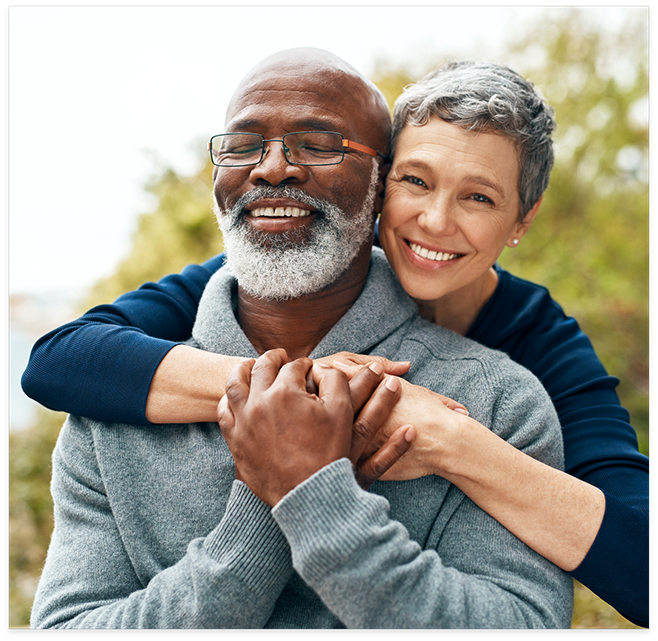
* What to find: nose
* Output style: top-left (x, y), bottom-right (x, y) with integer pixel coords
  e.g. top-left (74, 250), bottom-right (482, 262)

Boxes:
top-left (248, 140), bottom-right (308, 187)
top-left (417, 195), bottom-right (459, 237)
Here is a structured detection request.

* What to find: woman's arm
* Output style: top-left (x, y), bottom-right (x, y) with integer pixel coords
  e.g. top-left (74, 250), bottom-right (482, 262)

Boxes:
top-left (374, 385), bottom-right (605, 570)
top-left (144, 346), bottom-right (244, 423)
top-left (379, 380), bottom-right (647, 628)
top-left (22, 257), bottom-right (224, 424)
top-left (446, 425), bottom-right (606, 572)
top-left (21, 256), bottom-right (413, 426)
top-left (144, 348), bottom-right (416, 424)
top-left (467, 267), bottom-right (648, 627)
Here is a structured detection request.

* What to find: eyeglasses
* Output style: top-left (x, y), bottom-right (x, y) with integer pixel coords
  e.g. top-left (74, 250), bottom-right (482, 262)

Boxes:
top-left (208, 131), bottom-right (388, 167)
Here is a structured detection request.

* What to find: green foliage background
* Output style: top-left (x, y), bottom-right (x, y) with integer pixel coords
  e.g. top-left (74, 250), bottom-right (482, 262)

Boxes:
top-left (9, 9), bottom-right (647, 629)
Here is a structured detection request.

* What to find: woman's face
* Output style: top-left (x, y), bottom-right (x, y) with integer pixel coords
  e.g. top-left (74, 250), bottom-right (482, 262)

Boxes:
top-left (380, 117), bottom-right (538, 305)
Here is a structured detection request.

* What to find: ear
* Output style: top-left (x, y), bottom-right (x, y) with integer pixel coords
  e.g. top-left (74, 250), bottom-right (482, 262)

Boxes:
top-left (506, 196), bottom-right (543, 247)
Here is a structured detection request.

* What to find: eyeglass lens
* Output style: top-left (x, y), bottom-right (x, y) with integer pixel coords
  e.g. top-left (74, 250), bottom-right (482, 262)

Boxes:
top-left (210, 132), bottom-right (345, 166)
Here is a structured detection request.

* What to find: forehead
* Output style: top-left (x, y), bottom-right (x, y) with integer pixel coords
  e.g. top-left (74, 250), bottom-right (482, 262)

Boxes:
top-left (396, 118), bottom-right (520, 186)
top-left (226, 68), bottom-right (370, 138)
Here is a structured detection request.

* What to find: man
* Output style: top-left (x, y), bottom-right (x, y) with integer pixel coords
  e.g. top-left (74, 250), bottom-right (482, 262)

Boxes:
top-left (31, 48), bottom-right (572, 628)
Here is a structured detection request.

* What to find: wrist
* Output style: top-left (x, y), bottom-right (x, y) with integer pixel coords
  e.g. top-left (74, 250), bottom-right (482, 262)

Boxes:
top-left (437, 415), bottom-right (497, 481)
top-left (146, 346), bottom-right (245, 423)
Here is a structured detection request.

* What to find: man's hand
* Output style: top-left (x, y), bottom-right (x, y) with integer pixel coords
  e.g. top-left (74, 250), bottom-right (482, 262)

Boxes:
top-left (218, 349), bottom-right (357, 506)
top-left (218, 349), bottom-right (415, 505)
top-left (340, 362), bottom-right (415, 488)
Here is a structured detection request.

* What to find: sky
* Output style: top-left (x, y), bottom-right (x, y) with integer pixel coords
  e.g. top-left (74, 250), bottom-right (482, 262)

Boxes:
top-left (6, 4), bottom-right (646, 297)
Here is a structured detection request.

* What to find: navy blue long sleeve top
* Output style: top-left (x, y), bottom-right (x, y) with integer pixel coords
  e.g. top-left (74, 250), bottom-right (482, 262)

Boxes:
top-left (22, 252), bottom-right (648, 627)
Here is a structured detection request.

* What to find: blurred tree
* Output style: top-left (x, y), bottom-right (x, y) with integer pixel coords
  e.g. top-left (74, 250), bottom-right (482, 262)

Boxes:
top-left (85, 148), bottom-right (222, 308)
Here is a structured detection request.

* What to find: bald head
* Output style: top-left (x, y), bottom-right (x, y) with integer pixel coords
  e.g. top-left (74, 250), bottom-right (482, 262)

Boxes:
top-left (226, 48), bottom-right (391, 155)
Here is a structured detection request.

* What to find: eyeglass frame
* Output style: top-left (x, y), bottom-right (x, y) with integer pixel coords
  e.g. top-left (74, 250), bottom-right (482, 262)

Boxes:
top-left (207, 131), bottom-right (390, 167)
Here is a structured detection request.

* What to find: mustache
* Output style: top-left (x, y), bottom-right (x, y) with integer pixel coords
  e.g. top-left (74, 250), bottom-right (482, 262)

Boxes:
top-left (223, 186), bottom-right (331, 221)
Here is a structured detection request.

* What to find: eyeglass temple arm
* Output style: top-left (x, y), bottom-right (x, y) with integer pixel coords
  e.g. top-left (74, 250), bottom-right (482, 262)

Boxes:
top-left (343, 139), bottom-right (390, 161)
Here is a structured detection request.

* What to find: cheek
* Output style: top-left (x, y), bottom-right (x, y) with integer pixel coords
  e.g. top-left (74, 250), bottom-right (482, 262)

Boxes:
top-left (381, 191), bottom-right (417, 233)
top-left (213, 169), bottom-right (246, 209)
top-left (466, 217), bottom-right (516, 255)
top-left (319, 169), bottom-right (376, 216)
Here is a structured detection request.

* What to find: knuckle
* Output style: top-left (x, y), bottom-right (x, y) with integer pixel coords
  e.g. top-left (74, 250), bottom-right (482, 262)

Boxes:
top-left (353, 415), bottom-right (376, 441)
top-left (224, 380), bottom-right (242, 402)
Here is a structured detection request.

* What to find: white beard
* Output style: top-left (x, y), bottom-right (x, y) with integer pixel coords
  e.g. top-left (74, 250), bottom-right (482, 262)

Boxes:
top-left (214, 160), bottom-right (379, 301)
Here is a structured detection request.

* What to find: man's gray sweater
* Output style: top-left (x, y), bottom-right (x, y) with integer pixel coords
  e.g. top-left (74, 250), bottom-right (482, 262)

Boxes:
top-left (31, 249), bottom-right (573, 629)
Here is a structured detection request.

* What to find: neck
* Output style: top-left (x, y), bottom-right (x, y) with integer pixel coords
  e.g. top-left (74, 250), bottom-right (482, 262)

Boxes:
top-left (416, 267), bottom-right (499, 336)
top-left (237, 245), bottom-right (372, 359)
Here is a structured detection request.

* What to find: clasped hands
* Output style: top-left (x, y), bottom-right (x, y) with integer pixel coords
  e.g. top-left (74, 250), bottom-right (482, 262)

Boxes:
top-left (218, 349), bottom-right (469, 507)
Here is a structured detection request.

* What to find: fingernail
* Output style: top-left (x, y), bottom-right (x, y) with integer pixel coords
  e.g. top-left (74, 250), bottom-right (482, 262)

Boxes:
top-left (404, 426), bottom-right (416, 442)
top-left (454, 407), bottom-right (469, 415)
top-left (369, 362), bottom-right (384, 376)
top-left (385, 376), bottom-right (400, 392)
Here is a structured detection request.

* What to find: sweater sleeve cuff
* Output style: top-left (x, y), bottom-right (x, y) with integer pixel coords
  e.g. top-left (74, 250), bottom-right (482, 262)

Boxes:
top-left (570, 491), bottom-right (648, 627)
top-left (204, 480), bottom-right (292, 598)
top-left (271, 458), bottom-right (390, 583)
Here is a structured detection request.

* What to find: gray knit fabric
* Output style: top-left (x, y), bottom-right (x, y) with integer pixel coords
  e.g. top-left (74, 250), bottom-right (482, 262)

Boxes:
top-left (31, 248), bottom-right (573, 629)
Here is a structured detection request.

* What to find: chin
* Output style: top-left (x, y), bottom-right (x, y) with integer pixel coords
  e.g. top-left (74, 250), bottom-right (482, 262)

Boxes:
top-left (399, 276), bottom-right (447, 303)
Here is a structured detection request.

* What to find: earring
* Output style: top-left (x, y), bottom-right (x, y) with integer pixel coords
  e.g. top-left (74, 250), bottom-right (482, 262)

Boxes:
top-left (512, 239), bottom-right (519, 246)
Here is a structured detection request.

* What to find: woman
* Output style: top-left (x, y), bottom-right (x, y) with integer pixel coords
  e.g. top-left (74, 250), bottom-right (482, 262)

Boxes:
top-left (22, 61), bottom-right (648, 626)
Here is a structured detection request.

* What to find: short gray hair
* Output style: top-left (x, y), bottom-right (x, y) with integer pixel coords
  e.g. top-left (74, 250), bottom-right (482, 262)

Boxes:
top-left (391, 61), bottom-right (556, 219)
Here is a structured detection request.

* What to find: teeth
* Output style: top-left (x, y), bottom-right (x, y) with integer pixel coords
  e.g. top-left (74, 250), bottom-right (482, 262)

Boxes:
top-left (409, 242), bottom-right (459, 262)
top-left (250, 206), bottom-right (311, 218)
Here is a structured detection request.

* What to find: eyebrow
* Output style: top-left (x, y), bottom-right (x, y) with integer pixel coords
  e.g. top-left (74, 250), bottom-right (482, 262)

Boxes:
top-left (399, 158), bottom-right (507, 197)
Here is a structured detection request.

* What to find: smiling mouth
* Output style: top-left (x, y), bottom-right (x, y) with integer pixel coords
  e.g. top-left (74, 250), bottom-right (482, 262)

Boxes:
top-left (250, 206), bottom-right (312, 218)
top-left (408, 242), bottom-right (461, 262)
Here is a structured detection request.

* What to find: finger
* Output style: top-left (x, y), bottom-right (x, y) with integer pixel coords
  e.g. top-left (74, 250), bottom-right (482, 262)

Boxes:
top-left (350, 375), bottom-right (401, 463)
top-left (347, 361), bottom-right (385, 413)
top-left (217, 394), bottom-right (235, 433)
top-left (275, 357), bottom-right (314, 391)
top-left (248, 349), bottom-right (288, 395)
top-left (331, 355), bottom-right (411, 379)
top-left (223, 358), bottom-right (256, 411)
top-left (306, 367), bottom-right (319, 395)
top-left (329, 359), bottom-right (362, 380)
top-left (355, 425), bottom-right (415, 490)
top-left (313, 363), bottom-right (352, 414)
top-left (436, 393), bottom-right (469, 416)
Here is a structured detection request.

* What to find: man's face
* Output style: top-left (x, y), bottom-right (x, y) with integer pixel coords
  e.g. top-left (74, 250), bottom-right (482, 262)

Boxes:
top-left (213, 65), bottom-right (385, 300)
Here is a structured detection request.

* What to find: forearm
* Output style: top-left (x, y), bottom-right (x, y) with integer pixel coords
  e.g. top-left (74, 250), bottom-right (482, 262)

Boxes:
top-left (272, 459), bottom-right (572, 629)
top-left (33, 473), bottom-right (292, 629)
top-left (145, 345), bottom-right (245, 423)
top-left (439, 420), bottom-right (605, 572)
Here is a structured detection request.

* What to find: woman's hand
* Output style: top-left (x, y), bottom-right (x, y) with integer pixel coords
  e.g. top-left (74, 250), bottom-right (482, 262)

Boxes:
top-left (314, 352), bottom-right (412, 379)
top-left (312, 354), bottom-right (471, 482)
top-left (315, 352), bottom-right (469, 416)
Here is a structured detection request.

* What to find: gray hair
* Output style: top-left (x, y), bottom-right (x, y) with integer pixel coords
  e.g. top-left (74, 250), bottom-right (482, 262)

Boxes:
top-left (391, 60), bottom-right (556, 219)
